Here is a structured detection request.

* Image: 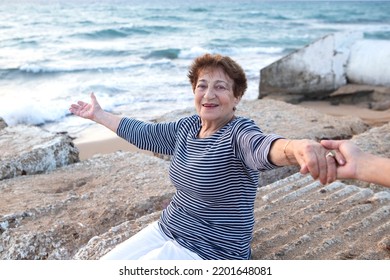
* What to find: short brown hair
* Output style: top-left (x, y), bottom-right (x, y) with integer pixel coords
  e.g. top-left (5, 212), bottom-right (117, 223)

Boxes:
top-left (187, 53), bottom-right (247, 98)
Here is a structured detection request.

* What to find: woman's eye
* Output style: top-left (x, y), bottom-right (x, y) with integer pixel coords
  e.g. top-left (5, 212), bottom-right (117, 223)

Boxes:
top-left (216, 85), bottom-right (227, 91)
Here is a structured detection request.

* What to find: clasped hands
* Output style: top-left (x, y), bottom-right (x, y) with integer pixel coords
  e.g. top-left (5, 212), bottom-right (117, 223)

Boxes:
top-left (293, 139), bottom-right (347, 185)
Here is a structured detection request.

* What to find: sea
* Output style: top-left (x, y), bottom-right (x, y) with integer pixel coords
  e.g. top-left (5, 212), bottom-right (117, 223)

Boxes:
top-left (0, 0), bottom-right (389, 137)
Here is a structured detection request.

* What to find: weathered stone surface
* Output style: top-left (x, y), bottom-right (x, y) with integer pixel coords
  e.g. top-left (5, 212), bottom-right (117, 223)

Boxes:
top-left (0, 125), bottom-right (79, 180)
top-left (328, 84), bottom-right (390, 111)
top-left (351, 122), bottom-right (390, 157)
top-left (259, 32), bottom-right (363, 99)
top-left (339, 123), bottom-right (390, 192)
top-left (74, 212), bottom-right (161, 260)
top-left (252, 173), bottom-right (390, 260)
top-left (0, 152), bottom-right (173, 260)
top-left (238, 99), bottom-right (368, 140)
top-left (346, 40), bottom-right (390, 87)
top-left (259, 33), bottom-right (390, 104)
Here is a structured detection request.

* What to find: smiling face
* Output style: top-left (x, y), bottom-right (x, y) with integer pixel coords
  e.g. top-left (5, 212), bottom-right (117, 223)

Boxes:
top-left (194, 67), bottom-right (240, 126)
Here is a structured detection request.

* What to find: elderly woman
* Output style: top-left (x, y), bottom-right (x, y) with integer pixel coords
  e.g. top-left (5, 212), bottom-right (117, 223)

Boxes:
top-left (69, 53), bottom-right (338, 260)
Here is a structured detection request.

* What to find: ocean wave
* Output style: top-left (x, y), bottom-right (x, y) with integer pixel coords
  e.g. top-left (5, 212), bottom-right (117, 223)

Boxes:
top-left (76, 20), bottom-right (95, 26)
top-left (0, 68), bottom-right (19, 79)
top-left (143, 48), bottom-right (181, 60)
top-left (269, 15), bottom-right (290, 21)
top-left (83, 84), bottom-right (128, 96)
top-left (14, 62), bottom-right (138, 75)
top-left (254, 46), bottom-right (285, 54)
top-left (17, 63), bottom-right (88, 75)
top-left (178, 45), bottom-right (285, 60)
top-left (0, 36), bottom-right (39, 48)
top-left (0, 90), bottom-right (124, 127)
top-left (73, 25), bottom-right (181, 40)
top-left (245, 11), bottom-right (268, 17)
top-left (74, 27), bottom-right (150, 40)
top-left (329, 18), bottom-right (390, 25)
top-left (143, 15), bottom-right (185, 22)
top-left (143, 25), bottom-right (181, 33)
top-left (0, 24), bottom-right (12, 30)
top-left (0, 98), bottom-right (70, 126)
top-left (188, 7), bottom-right (208, 13)
top-left (74, 48), bottom-right (131, 57)
top-left (314, 12), bottom-right (390, 25)
top-left (179, 47), bottom-right (210, 59)
top-left (365, 31), bottom-right (390, 40)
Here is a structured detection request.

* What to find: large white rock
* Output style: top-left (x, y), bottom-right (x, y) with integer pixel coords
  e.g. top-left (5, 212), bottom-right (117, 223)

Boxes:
top-left (347, 40), bottom-right (390, 87)
top-left (259, 32), bottom-right (363, 98)
top-left (259, 32), bottom-right (390, 100)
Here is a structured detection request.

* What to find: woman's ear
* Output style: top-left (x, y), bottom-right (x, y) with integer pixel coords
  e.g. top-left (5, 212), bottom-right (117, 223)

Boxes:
top-left (234, 96), bottom-right (241, 106)
top-left (233, 96), bottom-right (241, 111)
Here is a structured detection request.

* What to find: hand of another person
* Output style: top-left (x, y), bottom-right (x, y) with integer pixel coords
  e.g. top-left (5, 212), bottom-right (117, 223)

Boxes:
top-left (320, 139), bottom-right (360, 180)
top-left (292, 139), bottom-right (342, 185)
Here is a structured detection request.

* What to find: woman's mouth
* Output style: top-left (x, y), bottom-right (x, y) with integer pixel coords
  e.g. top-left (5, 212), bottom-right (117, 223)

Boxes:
top-left (202, 103), bottom-right (218, 108)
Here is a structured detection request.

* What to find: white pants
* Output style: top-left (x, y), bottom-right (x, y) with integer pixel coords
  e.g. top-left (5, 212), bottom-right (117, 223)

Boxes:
top-left (100, 221), bottom-right (202, 260)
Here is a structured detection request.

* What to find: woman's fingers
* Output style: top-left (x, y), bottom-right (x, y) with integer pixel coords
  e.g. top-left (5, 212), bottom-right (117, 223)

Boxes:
top-left (301, 142), bottom-right (338, 185)
top-left (325, 150), bottom-right (337, 183)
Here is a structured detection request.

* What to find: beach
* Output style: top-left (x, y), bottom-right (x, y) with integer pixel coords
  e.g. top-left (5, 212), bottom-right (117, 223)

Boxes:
top-left (74, 124), bottom-right (152, 160)
top-left (300, 101), bottom-right (390, 127)
top-left (1, 0), bottom-right (389, 137)
top-left (73, 100), bottom-right (390, 160)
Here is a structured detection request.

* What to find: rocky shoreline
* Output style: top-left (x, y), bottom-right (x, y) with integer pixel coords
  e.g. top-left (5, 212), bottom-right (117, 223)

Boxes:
top-left (0, 99), bottom-right (389, 260)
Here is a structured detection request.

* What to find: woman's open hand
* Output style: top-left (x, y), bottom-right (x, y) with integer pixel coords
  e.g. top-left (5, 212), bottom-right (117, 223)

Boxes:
top-left (69, 92), bottom-right (102, 121)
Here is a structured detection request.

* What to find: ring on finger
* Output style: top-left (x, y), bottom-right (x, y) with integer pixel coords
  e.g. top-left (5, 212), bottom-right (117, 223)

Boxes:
top-left (326, 150), bottom-right (336, 158)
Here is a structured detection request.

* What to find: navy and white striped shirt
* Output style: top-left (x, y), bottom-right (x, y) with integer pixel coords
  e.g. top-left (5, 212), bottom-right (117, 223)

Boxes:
top-left (117, 115), bottom-right (282, 259)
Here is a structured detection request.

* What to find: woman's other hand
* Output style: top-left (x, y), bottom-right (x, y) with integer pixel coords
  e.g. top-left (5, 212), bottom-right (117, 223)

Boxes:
top-left (69, 92), bottom-right (102, 121)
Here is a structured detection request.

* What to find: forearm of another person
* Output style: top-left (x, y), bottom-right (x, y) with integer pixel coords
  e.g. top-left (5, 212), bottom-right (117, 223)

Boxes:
top-left (320, 139), bottom-right (390, 188)
top-left (353, 153), bottom-right (390, 187)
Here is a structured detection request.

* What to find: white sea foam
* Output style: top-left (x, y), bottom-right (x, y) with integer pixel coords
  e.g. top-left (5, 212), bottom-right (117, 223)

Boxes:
top-left (0, 97), bottom-right (68, 126)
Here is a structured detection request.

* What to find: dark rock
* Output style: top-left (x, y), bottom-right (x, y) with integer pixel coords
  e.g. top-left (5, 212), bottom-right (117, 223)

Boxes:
top-left (0, 117), bottom-right (7, 131)
top-left (328, 84), bottom-right (390, 108)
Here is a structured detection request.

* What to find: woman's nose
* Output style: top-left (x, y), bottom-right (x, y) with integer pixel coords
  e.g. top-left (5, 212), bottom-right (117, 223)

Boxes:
top-left (204, 87), bottom-right (216, 99)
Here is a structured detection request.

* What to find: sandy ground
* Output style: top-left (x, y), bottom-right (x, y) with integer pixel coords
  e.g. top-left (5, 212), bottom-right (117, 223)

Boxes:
top-left (73, 125), bottom-right (152, 160)
top-left (299, 101), bottom-right (390, 127)
top-left (74, 101), bottom-right (390, 161)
